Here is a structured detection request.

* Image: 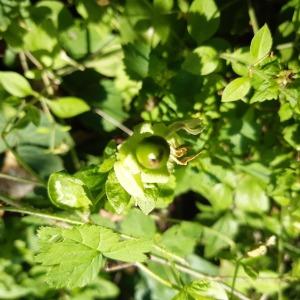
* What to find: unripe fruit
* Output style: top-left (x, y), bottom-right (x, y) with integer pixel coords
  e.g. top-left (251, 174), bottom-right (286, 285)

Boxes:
top-left (135, 135), bottom-right (170, 170)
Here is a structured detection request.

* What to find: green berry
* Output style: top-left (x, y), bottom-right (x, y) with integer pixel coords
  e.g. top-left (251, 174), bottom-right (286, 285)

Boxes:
top-left (135, 136), bottom-right (170, 170)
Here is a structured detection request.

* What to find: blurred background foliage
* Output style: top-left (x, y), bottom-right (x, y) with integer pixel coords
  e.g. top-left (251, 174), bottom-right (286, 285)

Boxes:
top-left (1, 0), bottom-right (300, 299)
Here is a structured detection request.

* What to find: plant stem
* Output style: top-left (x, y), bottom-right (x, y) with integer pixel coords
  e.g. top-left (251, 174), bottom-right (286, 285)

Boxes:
top-left (0, 204), bottom-right (83, 226)
top-left (230, 258), bottom-right (242, 300)
top-left (105, 263), bottom-right (134, 272)
top-left (94, 108), bottom-right (133, 136)
top-left (0, 173), bottom-right (45, 187)
top-left (0, 194), bottom-right (22, 208)
top-left (247, 0), bottom-right (259, 34)
top-left (0, 201), bottom-right (250, 300)
top-left (277, 209), bottom-right (284, 300)
top-left (150, 255), bottom-right (251, 300)
top-left (2, 137), bottom-right (46, 185)
top-left (136, 262), bottom-right (179, 290)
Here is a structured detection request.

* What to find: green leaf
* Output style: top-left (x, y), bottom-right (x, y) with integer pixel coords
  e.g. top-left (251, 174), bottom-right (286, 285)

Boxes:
top-left (250, 81), bottom-right (278, 103)
top-left (0, 71), bottom-right (33, 97)
top-left (74, 165), bottom-right (107, 199)
top-left (221, 77), bottom-right (251, 102)
top-left (161, 222), bottom-right (202, 257)
top-left (182, 46), bottom-right (219, 76)
top-left (134, 190), bottom-right (156, 215)
top-left (123, 41), bottom-right (151, 80)
top-left (114, 161), bottom-right (145, 199)
top-left (283, 124), bottom-right (300, 150)
top-left (47, 97), bottom-right (90, 118)
top-left (103, 239), bottom-right (153, 263)
top-left (204, 214), bottom-right (238, 258)
top-left (48, 172), bottom-right (92, 210)
top-left (97, 80), bottom-right (129, 132)
top-left (17, 145), bottom-right (63, 179)
top-left (241, 263), bottom-right (258, 279)
top-left (173, 280), bottom-right (228, 300)
top-left (250, 24), bottom-right (273, 62)
top-left (36, 226), bottom-right (105, 288)
top-left (121, 208), bottom-right (156, 239)
top-left (36, 225), bottom-right (153, 288)
top-left (187, 0), bottom-right (220, 44)
top-left (25, 104), bottom-right (41, 126)
top-left (105, 170), bottom-right (131, 214)
top-left (278, 102), bottom-right (293, 122)
top-left (234, 174), bottom-right (269, 212)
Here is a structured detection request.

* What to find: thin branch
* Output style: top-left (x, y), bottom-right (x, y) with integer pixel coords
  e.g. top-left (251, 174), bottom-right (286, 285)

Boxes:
top-left (19, 52), bottom-right (29, 72)
top-left (1, 137), bottom-right (45, 185)
top-left (1, 205), bottom-right (83, 226)
top-left (94, 108), bottom-right (133, 136)
top-left (0, 201), bottom-right (288, 300)
top-left (0, 173), bottom-right (45, 186)
top-left (230, 258), bottom-right (242, 300)
top-left (150, 255), bottom-right (251, 300)
top-left (136, 262), bottom-right (179, 290)
top-left (105, 263), bottom-right (135, 272)
top-left (24, 52), bottom-right (54, 95)
top-left (247, 0), bottom-right (259, 34)
top-left (0, 194), bottom-right (22, 208)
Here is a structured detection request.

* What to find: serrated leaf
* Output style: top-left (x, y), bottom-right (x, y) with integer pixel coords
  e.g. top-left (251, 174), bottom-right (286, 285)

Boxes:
top-left (0, 71), bottom-right (33, 97)
top-left (187, 0), bottom-right (220, 45)
top-left (105, 170), bottom-right (131, 214)
top-left (250, 81), bottom-right (278, 103)
top-left (250, 24), bottom-right (272, 62)
top-left (48, 172), bottom-right (92, 209)
top-left (36, 225), bottom-right (153, 288)
top-left (123, 41), bottom-right (151, 80)
top-left (36, 226), bottom-right (104, 288)
top-left (121, 208), bottom-right (156, 238)
top-left (47, 97), bottom-right (90, 118)
top-left (173, 280), bottom-right (228, 300)
top-left (222, 77), bottom-right (251, 102)
top-left (103, 239), bottom-right (153, 262)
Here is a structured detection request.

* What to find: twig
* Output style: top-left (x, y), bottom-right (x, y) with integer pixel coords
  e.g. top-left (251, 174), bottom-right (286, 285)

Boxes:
top-left (94, 108), bottom-right (133, 136)
top-left (136, 262), bottom-right (179, 290)
top-left (1, 137), bottom-right (45, 185)
top-left (1, 204), bottom-right (83, 226)
top-left (105, 263), bottom-right (135, 272)
top-left (0, 194), bottom-right (22, 208)
top-left (230, 258), bottom-right (242, 300)
top-left (0, 173), bottom-right (44, 186)
top-left (0, 201), bottom-right (280, 300)
top-left (19, 52), bottom-right (29, 72)
top-left (150, 255), bottom-right (251, 300)
top-left (247, 0), bottom-right (259, 34)
top-left (24, 52), bottom-right (54, 95)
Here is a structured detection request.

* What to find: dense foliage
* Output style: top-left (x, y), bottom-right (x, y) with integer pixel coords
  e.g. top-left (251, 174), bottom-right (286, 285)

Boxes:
top-left (0, 0), bottom-right (300, 299)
